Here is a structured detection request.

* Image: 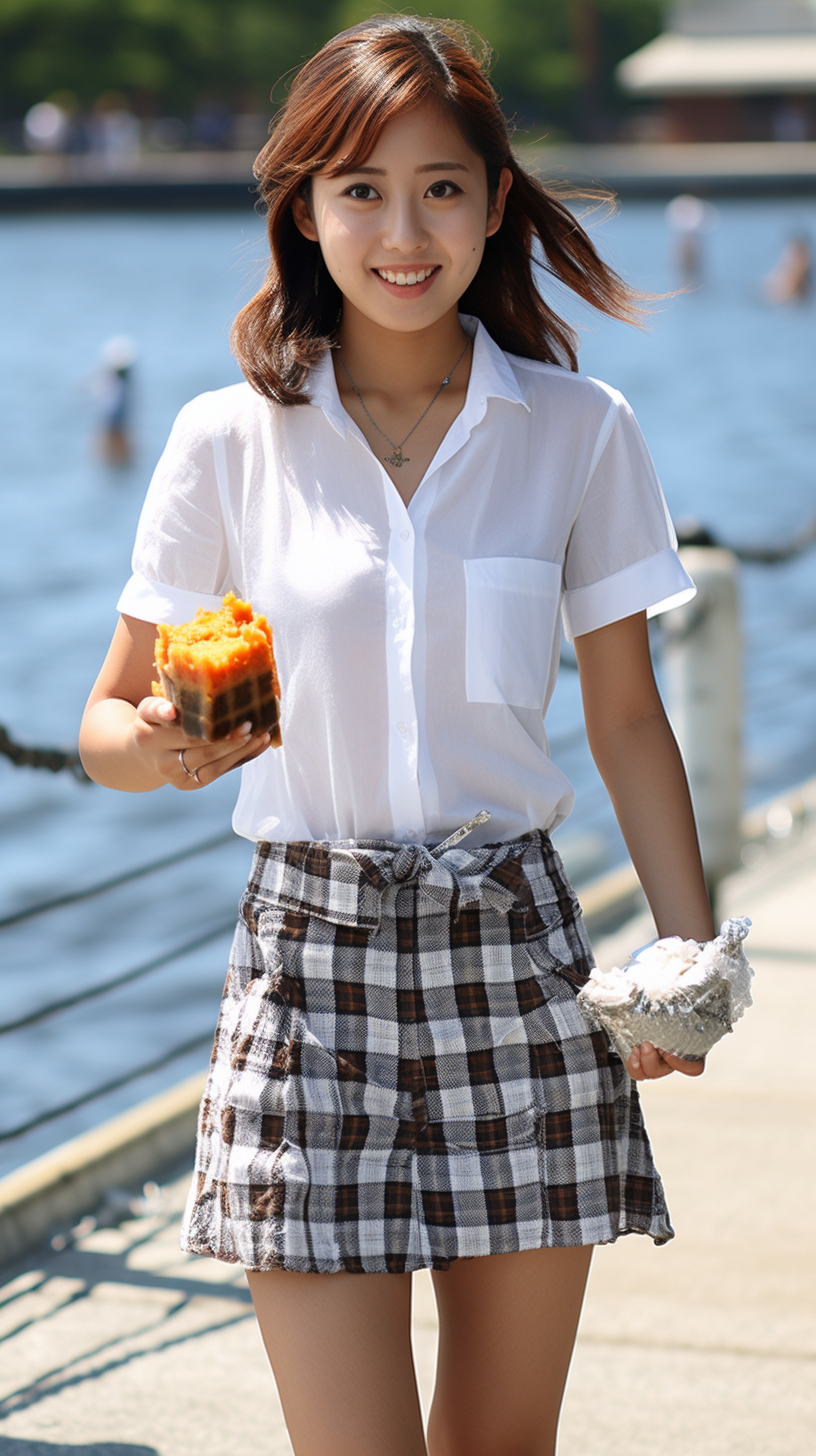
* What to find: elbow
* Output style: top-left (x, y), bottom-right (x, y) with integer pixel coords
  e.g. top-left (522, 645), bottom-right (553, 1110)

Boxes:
top-left (78, 712), bottom-right (104, 787)
top-left (585, 704), bottom-right (674, 777)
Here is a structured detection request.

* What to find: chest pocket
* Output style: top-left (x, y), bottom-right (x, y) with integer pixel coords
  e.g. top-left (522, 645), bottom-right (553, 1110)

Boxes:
top-left (464, 557), bottom-right (562, 710)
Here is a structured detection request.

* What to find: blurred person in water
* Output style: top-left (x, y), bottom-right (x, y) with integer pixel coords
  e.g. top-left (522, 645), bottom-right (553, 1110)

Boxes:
top-left (763, 234), bottom-right (812, 304)
top-left (93, 336), bottom-right (136, 466)
top-left (665, 194), bottom-right (718, 289)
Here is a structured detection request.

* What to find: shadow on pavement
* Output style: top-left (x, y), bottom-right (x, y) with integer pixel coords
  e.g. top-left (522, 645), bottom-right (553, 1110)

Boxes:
top-left (0, 1303), bottom-right (253, 1420)
top-left (0, 1213), bottom-right (253, 1423)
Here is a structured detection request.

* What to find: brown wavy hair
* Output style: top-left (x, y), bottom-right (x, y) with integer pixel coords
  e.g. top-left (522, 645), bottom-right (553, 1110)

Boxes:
top-left (232, 13), bottom-right (641, 404)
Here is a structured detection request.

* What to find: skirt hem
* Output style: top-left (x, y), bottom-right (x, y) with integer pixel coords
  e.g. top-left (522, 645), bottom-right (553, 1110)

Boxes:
top-left (178, 1214), bottom-right (675, 1275)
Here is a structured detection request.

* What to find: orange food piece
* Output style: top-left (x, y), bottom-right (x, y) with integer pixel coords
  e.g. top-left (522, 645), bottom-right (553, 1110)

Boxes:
top-left (152, 593), bottom-right (280, 742)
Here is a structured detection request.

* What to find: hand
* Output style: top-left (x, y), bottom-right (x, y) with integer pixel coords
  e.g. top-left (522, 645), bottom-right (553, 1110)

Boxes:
top-left (133, 696), bottom-right (274, 791)
top-left (626, 1042), bottom-right (705, 1081)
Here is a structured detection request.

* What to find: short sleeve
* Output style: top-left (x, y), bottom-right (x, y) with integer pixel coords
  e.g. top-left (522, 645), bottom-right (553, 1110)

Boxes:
top-left (561, 389), bottom-right (695, 643)
top-left (116, 395), bottom-right (233, 624)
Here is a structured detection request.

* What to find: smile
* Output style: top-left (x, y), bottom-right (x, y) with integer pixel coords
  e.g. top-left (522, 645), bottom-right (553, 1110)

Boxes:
top-left (374, 266), bottom-right (440, 287)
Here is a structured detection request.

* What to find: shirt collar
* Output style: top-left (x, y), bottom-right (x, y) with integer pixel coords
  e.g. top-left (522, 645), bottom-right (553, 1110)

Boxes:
top-left (307, 348), bottom-right (349, 437)
top-left (307, 314), bottom-right (530, 437)
top-left (463, 315), bottom-right (531, 416)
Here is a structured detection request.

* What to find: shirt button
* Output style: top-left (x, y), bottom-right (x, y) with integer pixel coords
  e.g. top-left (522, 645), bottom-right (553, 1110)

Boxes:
top-left (397, 721), bottom-right (408, 734)
top-left (400, 529), bottom-right (410, 542)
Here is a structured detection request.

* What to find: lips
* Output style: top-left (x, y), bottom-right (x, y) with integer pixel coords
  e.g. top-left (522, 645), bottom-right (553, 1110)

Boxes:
top-left (374, 265), bottom-right (440, 287)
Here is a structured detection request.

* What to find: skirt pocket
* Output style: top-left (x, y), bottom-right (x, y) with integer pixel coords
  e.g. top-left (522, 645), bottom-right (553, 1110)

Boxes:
top-left (522, 895), bottom-right (595, 991)
top-left (443, 1103), bottom-right (539, 1153)
top-left (520, 940), bottom-right (626, 1111)
top-left (424, 979), bottom-right (542, 1154)
top-left (225, 970), bottom-right (344, 1152)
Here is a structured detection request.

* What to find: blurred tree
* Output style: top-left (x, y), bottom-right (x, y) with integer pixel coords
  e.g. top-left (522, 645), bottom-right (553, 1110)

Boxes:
top-left (327, 1), bottom-right (664, 136)
top-left (0, 0), bottom-right (327, 121)
top-left (0, 0), bottom-right (663, 137)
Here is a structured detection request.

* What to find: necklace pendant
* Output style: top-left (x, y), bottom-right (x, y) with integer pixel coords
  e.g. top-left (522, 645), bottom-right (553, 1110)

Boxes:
top-left (385, 448), bottom-right (409, 468)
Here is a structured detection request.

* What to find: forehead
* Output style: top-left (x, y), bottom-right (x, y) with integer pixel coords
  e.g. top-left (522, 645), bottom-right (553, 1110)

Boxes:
top-left (326, 100), bottom-right (481, 175)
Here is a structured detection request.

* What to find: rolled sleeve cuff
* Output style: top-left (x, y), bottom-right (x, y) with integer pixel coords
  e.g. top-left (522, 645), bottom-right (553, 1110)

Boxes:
top-left (116, 571), bottom-right (226, 624)
top-left (562, 547), bottom-right (696, 643)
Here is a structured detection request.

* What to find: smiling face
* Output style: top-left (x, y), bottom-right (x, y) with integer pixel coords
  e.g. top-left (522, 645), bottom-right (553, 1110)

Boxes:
top-left (292, 101), bottom-right (511, 339)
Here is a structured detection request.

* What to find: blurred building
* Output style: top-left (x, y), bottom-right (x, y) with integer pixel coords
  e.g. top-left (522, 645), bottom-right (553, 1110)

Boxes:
top-left (617, 0), bottom-right (816, 141)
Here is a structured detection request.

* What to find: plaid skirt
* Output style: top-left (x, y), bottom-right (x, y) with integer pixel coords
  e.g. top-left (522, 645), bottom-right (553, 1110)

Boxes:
top-left (179, 827), bottom-right (673, 1273)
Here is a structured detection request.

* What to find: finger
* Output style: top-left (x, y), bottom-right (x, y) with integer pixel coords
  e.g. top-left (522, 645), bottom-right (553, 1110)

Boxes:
top-left (657, 1049), bottom-right (706, 1078)
top-left (233, 733), bottom-right (280, 769)
top-left (223, 731), bottom-right (274, 773)
top-left (174, 718), bottom-right (257, 769)
top-left (137, 696), bottom-right (178, 726)
top-left (176, 727), bottom-right (271, 789)
top-left (626, 1042), bottom-right (673, 1081)
top-left (626, 1046), bottom-right (643, 1079)
top-left (172, 721), bottom-right (255, 788)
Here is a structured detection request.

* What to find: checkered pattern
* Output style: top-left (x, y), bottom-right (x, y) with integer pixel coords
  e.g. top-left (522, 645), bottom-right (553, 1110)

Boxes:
top-left (180, 830), bottom-right (673, 1273)
top-left (158, 667), bottom-right (278, 741)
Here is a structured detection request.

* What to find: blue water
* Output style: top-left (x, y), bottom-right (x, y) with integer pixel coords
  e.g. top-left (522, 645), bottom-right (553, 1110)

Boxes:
top-left (1, 197), bottom-right (814, 1178)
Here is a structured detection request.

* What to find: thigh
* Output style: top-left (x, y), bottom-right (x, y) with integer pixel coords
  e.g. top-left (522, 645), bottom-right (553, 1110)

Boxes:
top-left (428, 1245), bottom-right (593, 1456)
top-left (246, 1267), bottom-right (427, 1456)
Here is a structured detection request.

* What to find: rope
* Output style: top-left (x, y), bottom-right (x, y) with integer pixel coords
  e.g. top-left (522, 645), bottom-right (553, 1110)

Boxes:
top-left (0, 1033), bottom-right (213, 1143)
top-left (0, 725), bottom-right (90, 781)
top-left (677, 513), bottom-right (816, 564)
top-left (0, 919), bottom-right (235, 1037)
top-left (735, 512), bottom-right (816, 564)
top-left (0, 831), bottom-right (236, 930)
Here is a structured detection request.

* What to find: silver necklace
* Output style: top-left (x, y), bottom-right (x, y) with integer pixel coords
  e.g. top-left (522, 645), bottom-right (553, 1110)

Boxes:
top-left (337, 336), bottom-right (470, 468)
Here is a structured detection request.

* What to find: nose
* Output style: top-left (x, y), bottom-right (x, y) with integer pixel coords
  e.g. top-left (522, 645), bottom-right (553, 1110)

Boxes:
top-left (381, 196), bottom-right (428, 255)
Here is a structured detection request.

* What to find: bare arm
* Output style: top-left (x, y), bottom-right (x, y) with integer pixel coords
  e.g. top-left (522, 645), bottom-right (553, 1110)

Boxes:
top-left (79, 614), bottom-right (273, 793)
top-left (574, 610), bottom-right (715, 1080)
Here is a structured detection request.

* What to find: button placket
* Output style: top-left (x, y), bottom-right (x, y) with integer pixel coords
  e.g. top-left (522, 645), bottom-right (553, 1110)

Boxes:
top-left (382, 504), bottom-right (424, 839)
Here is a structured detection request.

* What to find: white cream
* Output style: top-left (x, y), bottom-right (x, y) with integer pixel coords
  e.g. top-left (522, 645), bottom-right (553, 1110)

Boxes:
top-left (577, 918), bottom-right (754, 1061)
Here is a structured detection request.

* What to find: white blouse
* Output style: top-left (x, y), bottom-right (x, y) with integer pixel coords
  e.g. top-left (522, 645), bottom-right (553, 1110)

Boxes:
top-left (118, 317), bottom-right (694, 848)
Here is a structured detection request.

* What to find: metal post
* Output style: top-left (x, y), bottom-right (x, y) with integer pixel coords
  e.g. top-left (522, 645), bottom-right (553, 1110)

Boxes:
top-left (661, 546), bottom-right (743, 905)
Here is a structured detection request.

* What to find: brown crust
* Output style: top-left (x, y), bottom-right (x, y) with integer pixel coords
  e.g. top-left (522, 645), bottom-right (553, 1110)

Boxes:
top-left (157, 667), bottom-right (280, 743)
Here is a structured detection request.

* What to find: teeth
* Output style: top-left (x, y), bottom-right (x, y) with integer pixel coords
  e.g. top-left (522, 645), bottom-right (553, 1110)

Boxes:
top-left (377, 267), bottom-right (435, 286)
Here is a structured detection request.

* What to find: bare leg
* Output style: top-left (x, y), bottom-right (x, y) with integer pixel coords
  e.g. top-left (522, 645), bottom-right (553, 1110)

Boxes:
top-left (427, 1245), bottom-right (593, 1456)
top-left (247, 1267), bottom-right (427, 1456)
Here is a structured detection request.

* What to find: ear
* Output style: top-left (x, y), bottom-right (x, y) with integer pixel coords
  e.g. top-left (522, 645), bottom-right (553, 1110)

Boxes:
top-left (292, 191), bottom-right (319, 242)
top-left (485, 167), bottom-right (512, 238)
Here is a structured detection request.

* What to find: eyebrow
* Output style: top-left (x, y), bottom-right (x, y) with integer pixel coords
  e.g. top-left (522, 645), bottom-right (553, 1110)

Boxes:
top-left (345, 161), bottom-right (470, 175)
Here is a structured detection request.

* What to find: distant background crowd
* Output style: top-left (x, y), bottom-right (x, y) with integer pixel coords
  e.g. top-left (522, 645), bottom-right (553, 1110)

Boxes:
top-left (0, 0), bottom-right (670, 156)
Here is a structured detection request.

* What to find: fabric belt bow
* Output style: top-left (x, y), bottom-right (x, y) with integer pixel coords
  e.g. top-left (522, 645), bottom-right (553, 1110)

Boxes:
top-left (253, 811), bottom-right (535, 932)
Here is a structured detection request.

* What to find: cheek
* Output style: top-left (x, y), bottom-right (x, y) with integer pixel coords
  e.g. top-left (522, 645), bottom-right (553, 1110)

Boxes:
top-left (454, 225), bottom-right (488, 275)
top-left (446, 207), bottom-right (489, 267)
top-left (317, 216), bottom-right (368, 281)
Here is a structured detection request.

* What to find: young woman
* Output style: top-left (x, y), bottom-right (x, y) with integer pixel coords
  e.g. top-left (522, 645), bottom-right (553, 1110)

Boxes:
top-left (80, 16), bottom-right (713, 1456)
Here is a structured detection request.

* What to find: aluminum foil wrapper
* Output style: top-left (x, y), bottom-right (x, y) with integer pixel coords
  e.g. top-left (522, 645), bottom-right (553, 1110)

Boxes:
top-left (577, 918), bottom-right (754, 1063)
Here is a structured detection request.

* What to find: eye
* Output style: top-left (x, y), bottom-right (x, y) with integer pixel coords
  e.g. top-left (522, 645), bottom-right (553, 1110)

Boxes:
top-left (425, 180), bottom-right (462, 199)
top-left (344, 183), bottom-right (379, 201)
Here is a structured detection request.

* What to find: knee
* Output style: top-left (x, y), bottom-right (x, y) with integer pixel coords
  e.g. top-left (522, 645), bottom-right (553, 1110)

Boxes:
top-left (427, 1411), bottom-right (555, 1456)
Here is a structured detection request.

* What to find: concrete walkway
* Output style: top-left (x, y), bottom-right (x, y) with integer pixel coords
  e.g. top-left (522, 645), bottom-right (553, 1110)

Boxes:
top-left (0, 813), bottom-right (814, 1455)
top-left (1, 141), bottom-right (814, 211)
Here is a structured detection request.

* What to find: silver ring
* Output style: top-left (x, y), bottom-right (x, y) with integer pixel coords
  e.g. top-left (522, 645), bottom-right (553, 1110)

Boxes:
top-left (178, 749), bottom-right (201, 784)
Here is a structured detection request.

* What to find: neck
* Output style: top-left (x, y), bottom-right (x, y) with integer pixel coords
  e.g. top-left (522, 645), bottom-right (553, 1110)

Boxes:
top-left (335, 304), bottom-right (471, 394)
